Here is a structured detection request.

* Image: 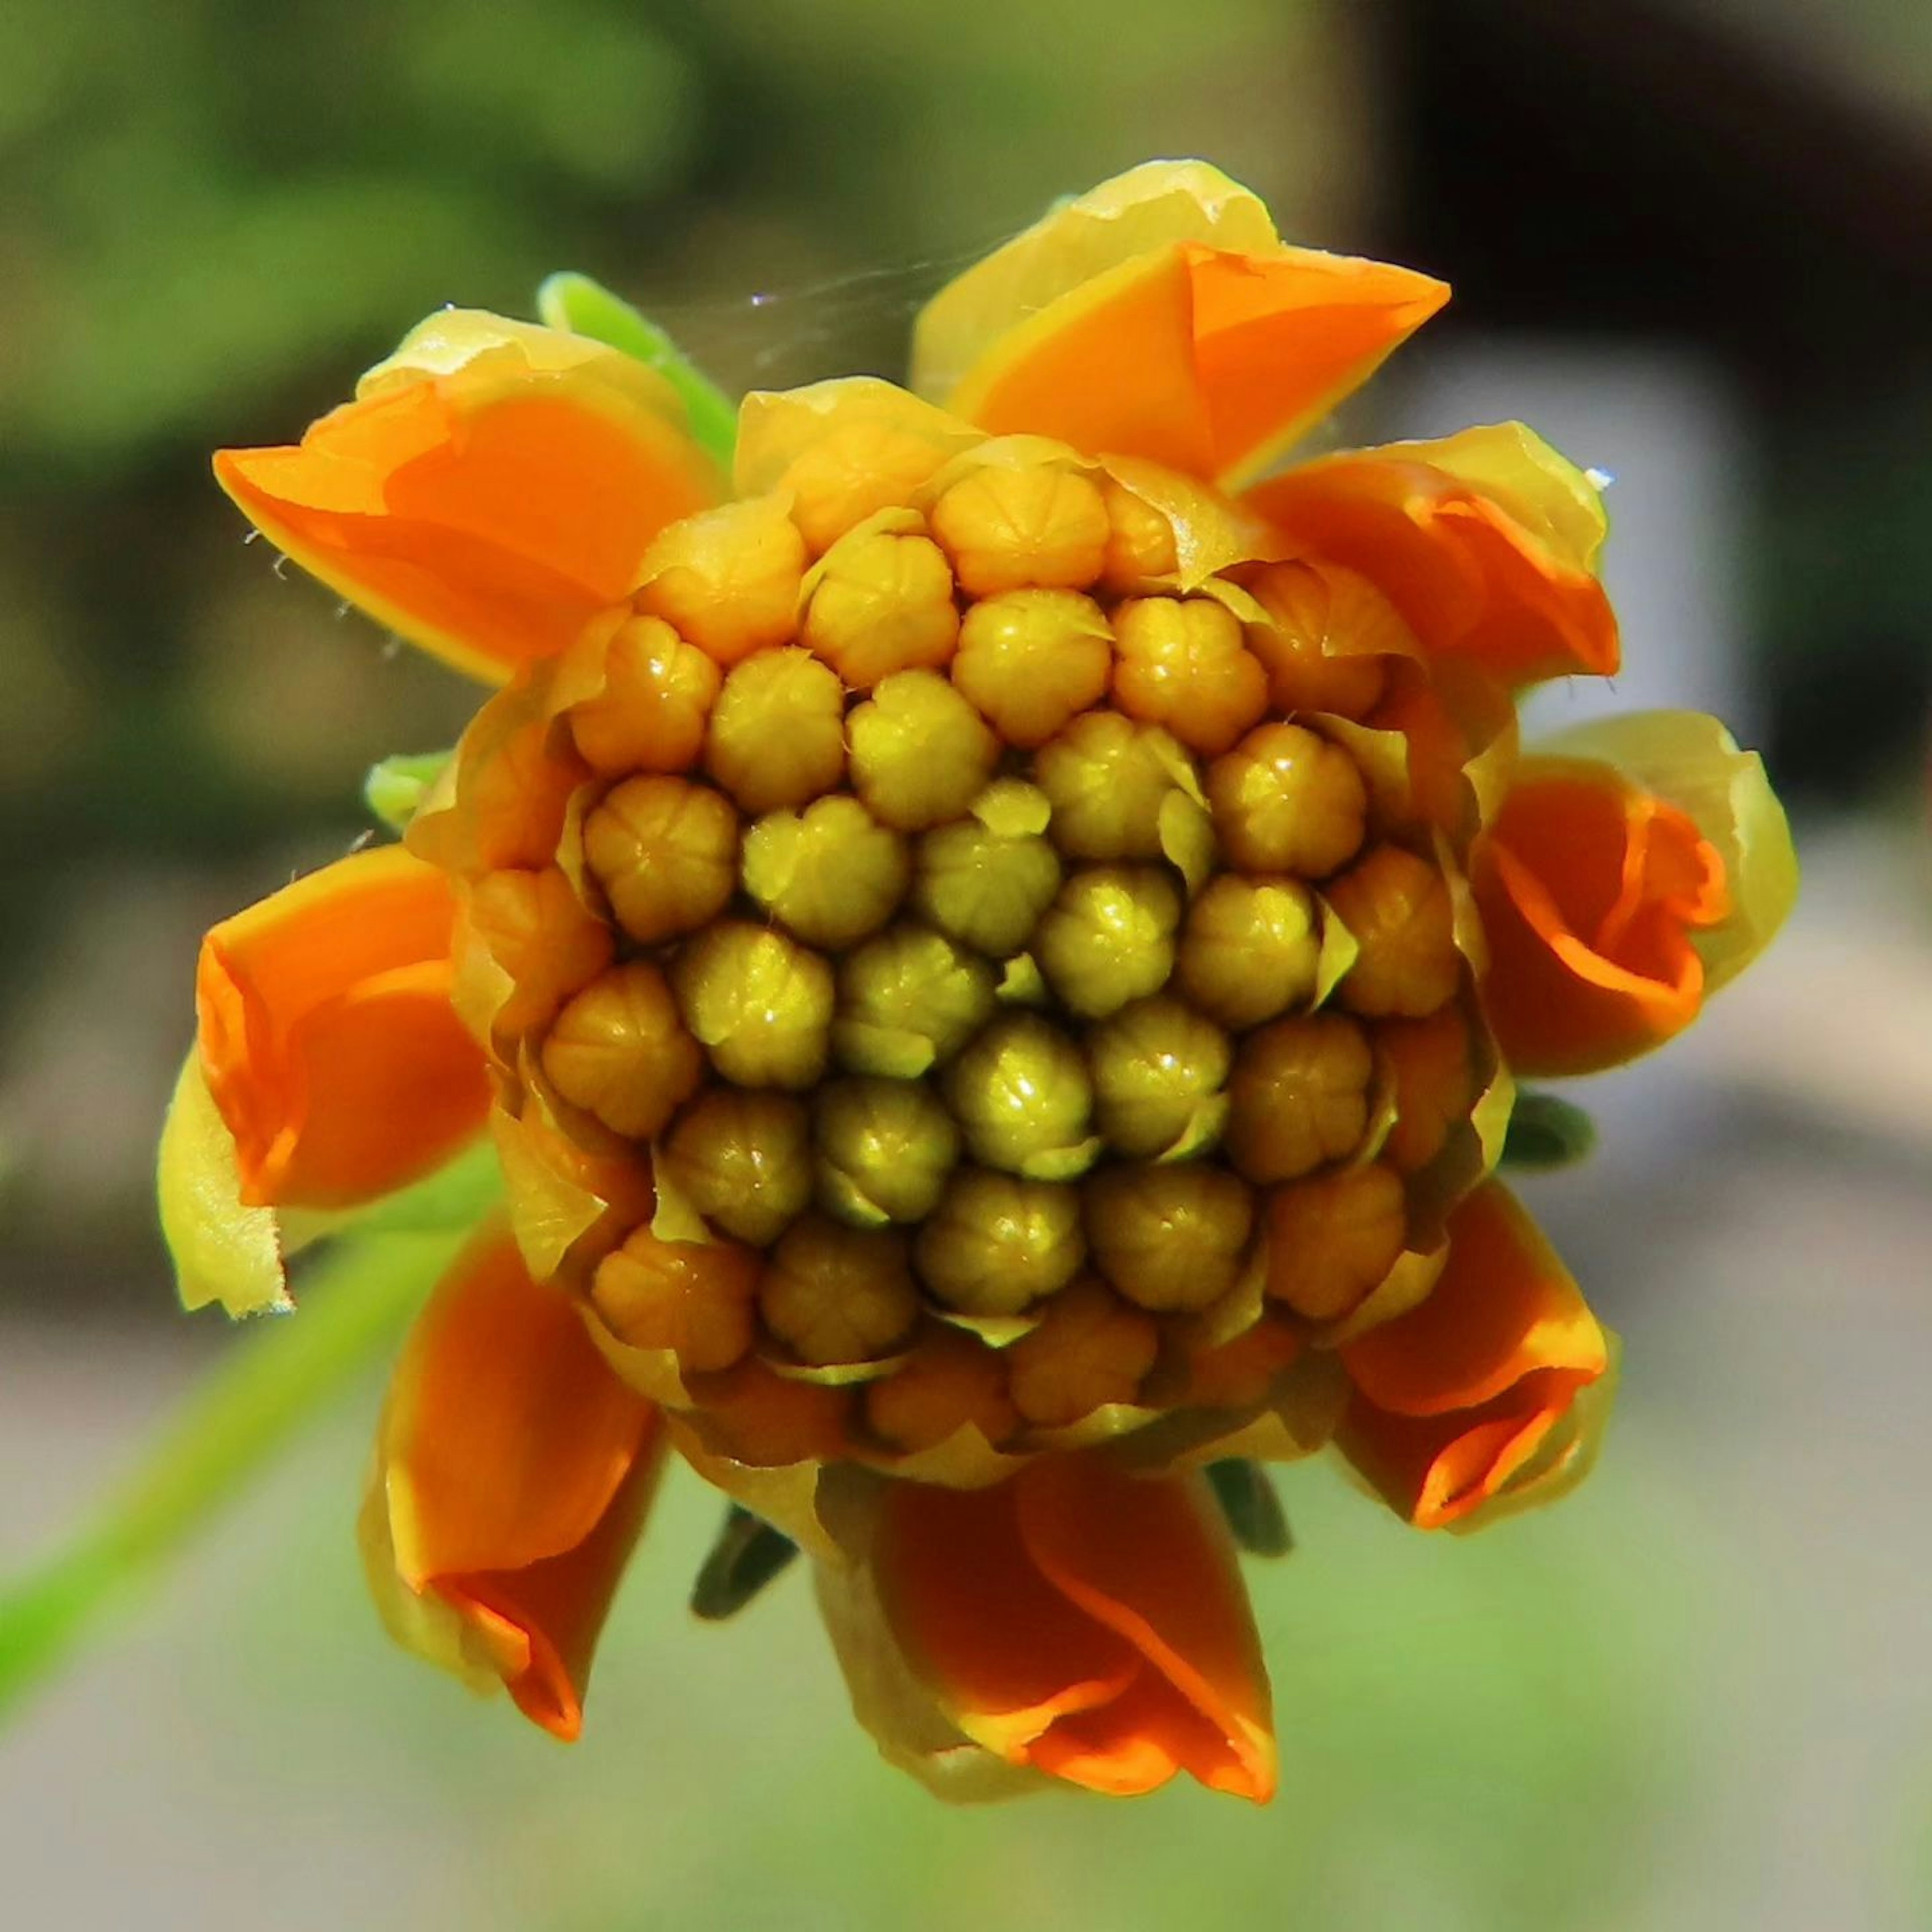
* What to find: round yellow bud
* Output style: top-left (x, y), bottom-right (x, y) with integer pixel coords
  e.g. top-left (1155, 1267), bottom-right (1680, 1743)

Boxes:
top-left (801, 526), bottom-right (959, 688)
top-left (458, 866), bottom-right (615, 1039)
top-left (671, 921), bottom-right (834, 1090)
top-left (1087, 993), bottom-right (1233, 1160)
top-left (1084, 1163), bottom-right (1255, 1313)
top-left (1326, 844), bottom-right (1461, 1017)
top-left (1034, 865), bottom-right (1182, 1020)
top-left (1206, 721), bottom-right (1369, 879)
top-left (1034, 711), bottom-right (1191, 861)
top-left (1244, 561), bottom-right (1398, 720)
top-left (912, 812), bottom-right (1063, 958)
top-left (865, 1326), bottom-right (1019, 1452)
top-left (1264, 1163), bottom-right (1408, 1322)
top-left (660, 1088), bottom-right (813, 1246)
top-left (1098, 477), bottom-right (1179, 594)
top-left (834, 924), bottom-right (997, 1076)
top-left (778, 415), bottom-right (959, 554)
top-left (1006, 1275), bottom-right (1160, 1426)
top-left (758, 1214), bottom-right (920, 1366)
top-left (1111, 595), bottom-right (1268, 756)
top-left (566, 615), bottom-right (720, 776)
top-left (706, 647), bottom-right (847, 812)
top-left (848, 669), bottom-right (1000, 831)
top-left (1175, 874), bottom-right (1320, 1030)
top-left (741, 796), bottom-right (910, 950)
top-left (929, 460), bottom-right (1109, 596)
top-left (914, 1169), bottom-right (1085, 1315)
top-left (1224, 1012), bottom-right (1373, 1183)
top-left (942, 1011), bottom-right (1095, 1177)
top-left (950, 589), bottom-right (1112, 747)
top-left (540, 961), bottom-right (703, 1142)
top-left (590, 1224), bottom-right (761, 1373)
top-left (583, 775), bottom-right (738, 946)
top-left (634, 495), bottom-right (807, 667)
top-left (813, 1076), bottom-right (961, 1226)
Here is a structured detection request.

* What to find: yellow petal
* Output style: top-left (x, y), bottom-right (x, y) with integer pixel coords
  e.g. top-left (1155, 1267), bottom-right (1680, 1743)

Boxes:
top-left (1390, 422), bottom-right (1608, 575)
top-left (912, 160), bottom-right (1278, 404)
top-left (157, 1055), bottom-right (289, 1317)
top-left (1531, 709), bottom-right (1797, 994)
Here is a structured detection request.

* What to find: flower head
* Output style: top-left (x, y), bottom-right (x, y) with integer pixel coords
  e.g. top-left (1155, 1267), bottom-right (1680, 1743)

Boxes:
top-left (163, 159), bottom-right (1795, 1799)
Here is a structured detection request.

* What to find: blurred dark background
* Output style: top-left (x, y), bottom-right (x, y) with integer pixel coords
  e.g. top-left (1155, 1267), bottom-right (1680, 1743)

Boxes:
top-left (2, 3), bottom-right (1929, 1927)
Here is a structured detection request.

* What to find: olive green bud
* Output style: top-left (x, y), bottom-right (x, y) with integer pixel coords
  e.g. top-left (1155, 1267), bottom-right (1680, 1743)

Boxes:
top-left (1034, 864), bottom-right (1182, 1019)
top-left (834, 924), bottom-right (997, 1077)
top-left (1176, 874), bottom-right (1320, 1029)
top-left (660, 1088), bottom-right (813, 1246)
top-left (813, 1077), bottom-right (961, 1226)
top-left (913, 810), bottom-right (1062, 958)
top-left (942, 1011), bottom-right (1097, 1179)
top-left (759, 1214), bottom-right (920, 1365)
top-left (914, 1169), bottom-right (1086, 1316)
top-left (671, 921), bottom-right (834, 1090)
top-left (741, 795), bottom-right (910, 950)
top-left (1034, 711), bottom-right (1194, 860)
top-left (1084, 1163), bottom-right (1255, 1313)
top-left (1087, 993), bottom-right (1233, 1161)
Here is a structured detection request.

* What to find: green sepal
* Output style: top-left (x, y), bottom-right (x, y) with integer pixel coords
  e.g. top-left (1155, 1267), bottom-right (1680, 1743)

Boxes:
top-left (364, 750), bottom-right (451, 835)
top-left (1500, 1091), bottom-right (1598, 1171)
top-left (1206, 1459), bottom-right (1293, 1559)
top-left (690, 1504), bottom-right (798, 1622)
top-left (537, 271), bottom-right (738, 472)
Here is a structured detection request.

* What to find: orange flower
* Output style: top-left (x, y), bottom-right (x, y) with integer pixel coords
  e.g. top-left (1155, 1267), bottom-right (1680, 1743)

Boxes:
top-left (361, 1224), bottom-right (665, 1738)
top-left (818, 1455), bottom-right (1274, 1800)
top-left (164, 159), bottom-right (1795, 1797)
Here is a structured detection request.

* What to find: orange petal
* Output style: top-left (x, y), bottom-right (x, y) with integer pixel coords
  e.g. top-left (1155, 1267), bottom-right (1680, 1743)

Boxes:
top-left (216, 312), bottom-right (721, 683)
top-left (1338, 1183), bottom-right (1608, 1529)
top-left (1248, 423), bottom-right (1619, 686)
top-left (1472, 757), bottom-right (1729, 1075)
top-left (372, 1223), bottom-right (664, 1738)
top-left (196, 845), bottom-right (491, 1210)
top-left (872, 1456), bottom-right (1275, 1800)
top-left (949, 242), bottom-right (1447, 488)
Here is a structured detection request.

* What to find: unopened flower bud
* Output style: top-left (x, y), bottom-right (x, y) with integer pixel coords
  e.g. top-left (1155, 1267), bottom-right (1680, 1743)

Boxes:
top-left (1206, 721), bottom-right (1368, 878)
top-left (802, 526), bottom-right (959, 688)
top-left (1084, 1163), bottom-right (1255, 1313)
top-left (1087, 993), bottom-right (1232, 1160)
top-left (1034, 865), bottom-right (1181, 1019)
top-left (865, 1326), bottom-right (1018, 1451)
top-left (942, 1011), bottom-right (1095, 1178)
top-left (814, 1076), bottom-right (960, 1225)
top-left (848, 669), bottom-right (1001, 831)
top-left (1006, 1275), bottom-right (1160, 1425)
top-left (660, 1087), bottom-right (813, 1246)
top-left (1326, 844), bottom-right (1461, 1017)
top-left (540, 961), bottom-right (703, 1141)
top-left (950, 589), bottom-right (1112, 747)
top-left (672, 921), bottom-right (834, 1090)
top-left (1376, 1007), bottom-right (1473, 1173)
top-left (583, 775), bottom-right (738, 946)
top-left (1225, 1012), bottom-right (1373, 1183)
top-left (741, 796), bottom-right (910, 950)
top-left (834, 923), bottom-right (996, 1076)
top-left (1263, 1163), bottom-right (1408, 1321)
top-left (929, 460), bottom-right (1109, 596)
top-left (1111, 595), bottom-right (1268, 756)
top-left (706, 647), bottom-right (847, 812)
top-left (1034, 711), bottom-right (1193, 861)
top-left (759, 1214), bottom-right (920, 1365)
top-left (590, 1224), bottom-right (761, 1373)
top-left (915, 1169), bottom-right (1085, 1315)
top-left (565, 615), bottom-right (720, 776)
top-left (1099, 477), bottom-right (1179, 593)
top-left (1244, 561), bottom-right (1398, 719)
top-left (635, 495), bottom-right (807, 666)
top-left (1176, 874), bottom-right (1320, 1030)
top-left (913, 808), bottom-right (1063, 958)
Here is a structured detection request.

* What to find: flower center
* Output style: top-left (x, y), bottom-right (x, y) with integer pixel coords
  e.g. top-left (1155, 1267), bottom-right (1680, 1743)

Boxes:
top-left (444, 446), bottom-right (1495, 1473)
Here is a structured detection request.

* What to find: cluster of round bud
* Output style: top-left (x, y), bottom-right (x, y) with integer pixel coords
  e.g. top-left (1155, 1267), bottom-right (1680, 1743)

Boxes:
top-left (470, 443), bottom-right (1483, 1468)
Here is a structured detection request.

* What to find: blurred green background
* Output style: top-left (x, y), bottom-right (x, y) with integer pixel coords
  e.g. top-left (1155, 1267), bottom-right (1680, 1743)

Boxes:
top-left (3, 1), bottom-right (1930, 1926)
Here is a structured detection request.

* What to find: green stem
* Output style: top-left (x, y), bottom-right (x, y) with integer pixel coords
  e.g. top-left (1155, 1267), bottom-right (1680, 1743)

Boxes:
top-left (0, 1226), bottom-right (469, 1720)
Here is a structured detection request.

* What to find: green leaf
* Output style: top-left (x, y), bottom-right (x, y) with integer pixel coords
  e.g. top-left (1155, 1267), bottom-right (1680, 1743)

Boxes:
top-left (1501, 1091), bottom-right (1598, 1171)
top-left (0, 1224), bottom-right (472, 1724)
top-left (364, 750), bottom-right (451, 834)
top-left (690, 1504), bottom-right (798, 1621)
top-left (1206, 1459), bottom-right (1293, 1558)
top-left (537, 270), bottom-right (738, 472)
